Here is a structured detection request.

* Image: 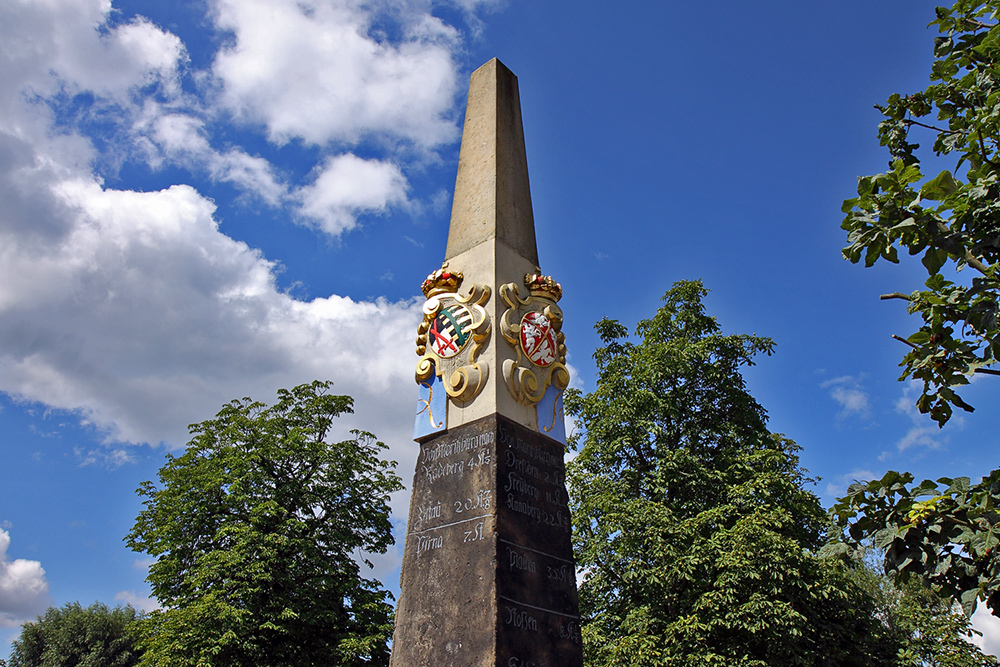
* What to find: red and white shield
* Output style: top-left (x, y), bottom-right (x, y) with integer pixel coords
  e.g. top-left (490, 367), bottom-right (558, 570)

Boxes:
top-left (519, 311), bottom-right (557, 367)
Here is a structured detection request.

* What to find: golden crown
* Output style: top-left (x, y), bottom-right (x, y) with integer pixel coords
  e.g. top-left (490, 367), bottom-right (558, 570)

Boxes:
top-left (525, 272), bottom-right (562, 302)
top-left (421, 264), bottom-right (463, 298)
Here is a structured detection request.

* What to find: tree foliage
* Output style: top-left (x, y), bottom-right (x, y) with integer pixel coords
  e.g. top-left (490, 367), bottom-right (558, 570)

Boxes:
top-left (9, 601), bottom-right (143, 667)
top-left (566, 281), bottom-right (895, 666)
top-left (125, 380), bottom-right (402, 667)
top-left (835, 0), bottom-right (1000, 622)
top-left (846, 548), bottom-right (1000, 667)
top-left (841, 0), bottom-right (1000, 426)
top-left (829, 470), bottom-right (1000, 619)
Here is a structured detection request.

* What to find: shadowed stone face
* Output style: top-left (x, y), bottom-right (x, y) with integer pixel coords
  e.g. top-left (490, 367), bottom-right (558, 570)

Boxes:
top-left (390, 416), bottom-right (582, 667)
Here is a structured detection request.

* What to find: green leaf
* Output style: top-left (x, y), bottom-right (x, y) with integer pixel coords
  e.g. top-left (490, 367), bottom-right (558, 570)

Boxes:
top-left (922, 247), bottom-right (949, 275)
top-left (960, 587), bottom-right (980, 617)
top-left (920, 170), bottom-right (960, 201)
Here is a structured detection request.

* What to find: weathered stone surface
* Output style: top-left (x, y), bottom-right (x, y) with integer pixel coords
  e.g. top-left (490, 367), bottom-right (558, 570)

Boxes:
top-left (390, 416), bottom-right (582, 667)
top-left (446, 58), bottom-right (538, 267)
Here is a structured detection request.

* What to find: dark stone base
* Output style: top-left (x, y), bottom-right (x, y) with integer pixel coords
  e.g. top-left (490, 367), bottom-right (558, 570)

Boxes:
top-left (389, 414), bottom-right (583, 667)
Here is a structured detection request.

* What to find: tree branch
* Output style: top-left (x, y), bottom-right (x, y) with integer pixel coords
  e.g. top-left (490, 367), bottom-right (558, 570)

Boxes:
top-left (892, 334), bottom-right (920, 350)
top-left (881, 293), bottom-right (913, 301)
top-left (933, 221), bottom-right (992, 275)
top-left (903, 118), bottom-right (962, 135)
top-left (976, 128), bottom-right (1000, 170)
top-left (959, 18), bottom-right (996, 31)
top-left (974, 368), bottom-right (1000, 376)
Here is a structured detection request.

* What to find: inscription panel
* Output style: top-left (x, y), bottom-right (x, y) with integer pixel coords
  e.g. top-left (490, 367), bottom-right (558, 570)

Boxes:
top-left (390, 415), bottom-right (582, 667)
top-left (391, 418), bottom-right (499, 667)
top-left (494, 416), bottom-right (582, 667)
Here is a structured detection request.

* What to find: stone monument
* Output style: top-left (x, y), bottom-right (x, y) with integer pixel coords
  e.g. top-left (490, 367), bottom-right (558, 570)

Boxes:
top-left (389, 59), bottom-right (583, 667)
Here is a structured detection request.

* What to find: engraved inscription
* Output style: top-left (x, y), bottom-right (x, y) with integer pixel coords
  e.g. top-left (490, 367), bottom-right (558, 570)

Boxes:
top-left (455, 489), bottom-right (492, 513)
top-left (542, 468), bottom-right (564, 488)
top-left (498, 423), bottom-right (562, 468)
top-left (559, 620), bottom-right (581, 645)
top-left (546, 562), bottom-right (572, 585)
top-left (507, 546), bottom-right (537, 573)
top-left (416, 534), bottom-right (444, 554)
top-left (541, 508), bottom-right (571, 533)
top-left (505, 472), bottom-right (539, 500)
top-left (422, 459), bottom-right (465, 484)
top-left (505, 450), bottom-right (540, 480)
top-left (505, 606), bottom-right (538, 632)
top-left (507, 494), bottom-right (542, 522)
top-left (424, 431), bottom-right (496, 462)
top-left (467, 447), bottom-right (493, 469)
top-left (463, 520), bottom-right (486, 543)
top-left (416, 500), bottom-right (442, 525)
top-left (420, 445), bottom-right (492, 484)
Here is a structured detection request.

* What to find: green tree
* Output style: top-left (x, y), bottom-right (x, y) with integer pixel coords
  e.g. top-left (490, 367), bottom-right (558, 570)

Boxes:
top-left (841, 0), bottom-right (1000, 427)
top-left (9, 601), bottom-right (143, 667)
top-left (844, 547), bottom-right (999, 666)
top-left (566, 281), bottom-right (895, 666)
top-left (125, 380), bottom-right (402, 667)
top-left (835, 0), bottom-right (1000, 620)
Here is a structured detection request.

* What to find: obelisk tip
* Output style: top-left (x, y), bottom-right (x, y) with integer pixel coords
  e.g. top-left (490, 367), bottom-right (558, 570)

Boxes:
top-left (445, 58), bottom-right (538, 265)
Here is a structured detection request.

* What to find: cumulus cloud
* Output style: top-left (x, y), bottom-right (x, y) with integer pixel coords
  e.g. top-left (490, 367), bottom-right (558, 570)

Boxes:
top-left (3, 0), bottom-right (466, 235)
top-left (2, 0), bottom-right (183, 107)
top-left (208, 0), bottom-right (461, 147)
top-left (0, 529), bottom-right (50, 628)
top-left (137, 111), bottom-right (287, 206)
top-left (893, 382), bottom-right (953, 453)
top-left (0, 169), bottom-right (421, 453)
top-left (972, 606), bottom-right (1000, 657)
top-left (0, 0), bottom-right (488, 601)
top-left (825, 468), bottom-right (875, 499)
top-left (295, 154), bottom-right (409, 235)
top-left (821, 375), bottom-right (872, 421)
top-left (114, 590), bottom-right (160, 613)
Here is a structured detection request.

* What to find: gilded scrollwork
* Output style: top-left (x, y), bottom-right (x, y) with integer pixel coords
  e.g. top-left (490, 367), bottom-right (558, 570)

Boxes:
top-left (415, 263), bottom-right (492, 404)
top-left (499, 272), bottom-right (569, 406)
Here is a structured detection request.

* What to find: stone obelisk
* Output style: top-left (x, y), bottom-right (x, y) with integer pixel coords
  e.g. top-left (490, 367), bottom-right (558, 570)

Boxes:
top-left (390, 59), bottom-right (582, 667)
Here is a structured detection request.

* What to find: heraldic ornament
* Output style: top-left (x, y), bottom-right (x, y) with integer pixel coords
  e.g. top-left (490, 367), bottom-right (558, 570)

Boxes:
top-left (499, 271), bottom-right (570, 406)
top-left (415, 263), bottom-right (492, 403)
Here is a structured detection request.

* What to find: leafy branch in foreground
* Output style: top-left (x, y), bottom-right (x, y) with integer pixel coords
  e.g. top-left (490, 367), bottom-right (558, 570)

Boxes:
top-left (841, 0), bottom-right (1000, 426)
top-left (827, 469), bottom-right (1000, 617)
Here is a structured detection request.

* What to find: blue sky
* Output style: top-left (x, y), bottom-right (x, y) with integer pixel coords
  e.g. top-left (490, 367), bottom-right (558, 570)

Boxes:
top-left (2, 0), bottom-right (999, 657)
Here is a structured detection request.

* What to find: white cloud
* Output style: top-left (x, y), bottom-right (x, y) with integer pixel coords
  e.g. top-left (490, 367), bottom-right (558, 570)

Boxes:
top-left (0, 0), bottom-right (487, 598)
top-left (825, 468), bottom-right (875, 499)
top-left (971, 606), bottom-right (1000, 658)
top-left (74, 446), bottom-right (137, 469)
top-left (0, 529), bottom-right (51, 628)
top-left (139, 111), bottom-right (287, 206)
top-left (1, 1), bottom-right (183, 106)
top-left (208, 0), bottom-right (460, 147)
top-left (821, 375), bottom-right (871, 420)
top-left (0, 169), bottom-right (421, 450)
top-left (113, 590), bottom-right (160, 613)
top-left (295, 153), bottom-right (408, 236)
top-left (893, 382), bottom-right (954, 453)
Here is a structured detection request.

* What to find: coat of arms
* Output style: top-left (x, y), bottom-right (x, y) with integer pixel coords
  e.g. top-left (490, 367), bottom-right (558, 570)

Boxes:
top-left (415, 264), bottom-right (491, 404)
top-left (499, 272), bottom-right (569, 406)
